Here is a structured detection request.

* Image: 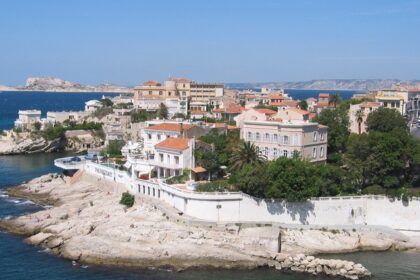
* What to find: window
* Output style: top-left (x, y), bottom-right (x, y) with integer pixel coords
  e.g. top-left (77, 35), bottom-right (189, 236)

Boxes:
top-left (159, 153), bottom-right (164, 162)
top-left (283, 135), bottom-right (289, 144)
top-left (256, 132), bottom-right (260, 141)
top-left (265, 133), bottom-right (270, 142)
top-left (320, 147), bottom-right (324, 157)
top-left (148, 133), bottom-right (152, 140)
top-left (273, 148), bottom-right (278, 158)
top-left (313, 132), bottom-right (317, 142)
top-left (247, 131), bottom-right (253, 141)
top-left (293, 135), bottom-right (299, 145)
top-left (283, 150), bottom-right (288, 157)
top-left (159, 91), bottom-right (163, 96)
top-left (264, 147), bottom-right (269, 156)
top-left (149, 91), bottom-right (152, 95)
top-left (174, 156), bottom-right (179, 165)
top-left (273, 134), bottom-right (278, 143)
top-left (320, 132), bottom-right (324, 141)
top-left (168, 92), bottom-right (171, 96)
top-left (157, 134), bottom-right (161, 140)
top-left (312, 147), bottom-right (317, 158)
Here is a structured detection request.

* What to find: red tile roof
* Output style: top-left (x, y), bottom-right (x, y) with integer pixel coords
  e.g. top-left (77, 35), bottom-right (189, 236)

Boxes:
top-left (213, 106), bottom-right (245, 114)
top-left (319, 93), bottom-right (330, 98)
top-left (155, 138), bottom-right (189, 151)
top-left (360, 102), bottom-right (382, 108)
top-left (146, 123), bottom-right (194, 132)
top-left (143, 80), bottom-right (161, 86)
top-left (289, 108), bottom-right (310, 115)
top-left (254, 108), bottom-right (277, 115)
top-left (269, 94), bottom-right (286, 100)
top-left (272, 100), bottom-right (299, 107)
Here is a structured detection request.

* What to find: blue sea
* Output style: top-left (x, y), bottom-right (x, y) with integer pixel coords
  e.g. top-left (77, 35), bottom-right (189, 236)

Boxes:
top-left (0, 91), bottom-right (419, 280)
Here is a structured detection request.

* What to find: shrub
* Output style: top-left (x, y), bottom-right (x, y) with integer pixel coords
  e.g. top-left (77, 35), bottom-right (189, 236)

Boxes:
top-left (120, 192), bottom-right (135, 207)
top-left (166, 169), bottom-right (189, 184)
top-left (196, 180), bottom-right (229, 192)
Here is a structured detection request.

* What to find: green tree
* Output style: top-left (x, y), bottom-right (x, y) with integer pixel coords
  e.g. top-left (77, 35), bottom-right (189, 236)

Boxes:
top-left (313, 107), bottom-right (349, 159)
top-left (120, 192), bottom-right (135, 207)
top-left (100, 98), bottom-right (114, 107)
top-left (329, 94), bottom-right (342, 108)
top-left (298, 100), bottom-right (308, 110)
top-left (230, 141), bottom-right (266, 171)
top-left (106, 140), bottom-right (125, 157)
top-left (366, 107), bottom-right (407, 133)
top-left (33, 122), bottom-right (41, 131)
top-left (354, 109), bottom-right (365, 135)
top-left (229, 163), bottom-right (269, 198)
top-left (158, 103), bottom-right (169, 119)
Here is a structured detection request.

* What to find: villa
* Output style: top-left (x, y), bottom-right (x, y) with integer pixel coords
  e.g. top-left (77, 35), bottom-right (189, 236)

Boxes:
top-left (349, 102), bottom-right (382, 134)
top-left (14, 110), bottom-right (42, 131)
top-left (85, 100), bottom-right (103, 112)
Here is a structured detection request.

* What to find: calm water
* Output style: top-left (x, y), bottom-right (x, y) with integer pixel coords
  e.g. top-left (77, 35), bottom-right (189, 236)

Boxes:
top-left (0, 92), bottom-right (419, 280)
top-left (0, 91), bottom-right (118, 131)
top-left (285, 89), bottom-right (356, 101)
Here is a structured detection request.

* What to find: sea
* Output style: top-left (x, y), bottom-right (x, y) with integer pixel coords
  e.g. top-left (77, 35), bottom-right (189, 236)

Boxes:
top-left (0, 91), bottom-right (419, 280)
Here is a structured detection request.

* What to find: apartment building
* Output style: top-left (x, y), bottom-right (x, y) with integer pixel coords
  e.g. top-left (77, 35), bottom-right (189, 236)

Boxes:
top-left (242, 120), bottom-right (328, 163)
top-left (133, 78), bottom-right (224, 114)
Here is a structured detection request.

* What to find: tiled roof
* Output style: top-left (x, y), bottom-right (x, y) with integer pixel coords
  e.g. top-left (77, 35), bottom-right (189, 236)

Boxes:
top-left (360, 102), bottom-right (382, 108)
top-left (192, 166), bottom-right (207, 173)
top-left (314, 102), bottom-right (330, 108)
top-left (272, 100), bottom-right (299, 107)
top-left (254, 108), bottom-right (277, 115)
top-left (155, 138), bottom-right (189, 151)
top-left (269, 94), bottom-right (286, 99)
top-left (143, 80), bottom-right (161, 86)
top-left (319, 93), bottom-right (330, 98)
top-left (289, 108), bottom-right (310, 115)
top-left (213, 106), bottom-right (245, 114)
top-left (146, 123), bottom-right (194, 132)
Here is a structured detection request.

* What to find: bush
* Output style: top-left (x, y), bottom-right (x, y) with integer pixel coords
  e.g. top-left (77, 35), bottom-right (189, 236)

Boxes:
top-left (166, 169), bottom-right (189, 184)
top-left (196, 180), bottom-right (229, 192)
top-left (120, 192), bottom-right (135, 207)
top-left (362, 185), bottom-right (386, 195)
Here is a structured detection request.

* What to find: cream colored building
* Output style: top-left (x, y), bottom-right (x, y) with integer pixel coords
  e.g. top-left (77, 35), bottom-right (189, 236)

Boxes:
top-left (349, 102), bottom-right (382, 134)
top-left (133, 78), bottom-right (224, 113)
top-left (242, 120), bottom-right (328, 163)
top-left (14, 110), bottom-right (42, 131)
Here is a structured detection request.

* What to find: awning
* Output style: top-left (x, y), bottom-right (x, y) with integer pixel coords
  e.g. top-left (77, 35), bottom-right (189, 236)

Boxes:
top-left (192, 166), bottom-right (207, 173)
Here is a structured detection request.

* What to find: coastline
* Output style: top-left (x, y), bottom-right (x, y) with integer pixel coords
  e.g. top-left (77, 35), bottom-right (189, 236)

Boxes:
top-left (0, 172), bottom-right (380, 279)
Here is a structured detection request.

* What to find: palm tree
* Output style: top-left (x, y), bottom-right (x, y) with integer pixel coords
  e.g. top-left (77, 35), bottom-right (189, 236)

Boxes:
top-left (355, 109), bottom-right (365, 134)
top-left (329, 94), bottom-right (342, 108)
top-left (230, 141), bottom-right (266, 171)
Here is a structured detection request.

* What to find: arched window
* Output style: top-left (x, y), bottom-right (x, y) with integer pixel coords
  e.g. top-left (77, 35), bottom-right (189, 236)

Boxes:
top-left (320, 146), bottom-right (324, 157)
top-left (283, 135), bottom-right (289, 144)
top-left (273, 134), bottom-right (278, 143)
top-left (313, 131), bottom-right (317, 142)
top-left (265, 133), bottom-right (270, 142)
top-left (256, 132), bottom-right (260, 141)
top-left (312, 147), bottom-right (317, 158)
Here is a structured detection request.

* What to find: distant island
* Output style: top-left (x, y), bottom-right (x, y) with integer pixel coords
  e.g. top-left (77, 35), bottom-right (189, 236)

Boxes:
top-left (2, 77), bottom-right (420, 92)
top-left (227, 79), bottom-right (420, 91)
top-left (0, 77), bottom-right (133, 93)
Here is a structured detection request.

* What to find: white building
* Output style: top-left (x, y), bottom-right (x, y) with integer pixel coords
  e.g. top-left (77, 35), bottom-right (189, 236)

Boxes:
top-left (14, 110), bottom-right (42, 131)
top-left (47, 111), bottom-right (89, 124)
top-left (85, 100), bottom-right (103, 112)
top-left (154, 137), bottom-right (194, 177)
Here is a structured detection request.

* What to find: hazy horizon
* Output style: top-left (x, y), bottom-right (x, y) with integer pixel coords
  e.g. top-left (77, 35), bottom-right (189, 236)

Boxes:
top-left (1, 0), bottom-right (419, 85)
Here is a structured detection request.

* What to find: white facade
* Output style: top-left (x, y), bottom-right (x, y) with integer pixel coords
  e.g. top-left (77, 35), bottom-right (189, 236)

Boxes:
top-left (47, 111), bottom-right (88, 124)
top-left (14, 110), bottom-right (42, 130)
top-left (85, 100), bottom-right (103, 112)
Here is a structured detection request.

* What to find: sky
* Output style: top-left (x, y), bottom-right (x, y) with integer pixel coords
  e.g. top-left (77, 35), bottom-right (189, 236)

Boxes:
top-left (0, 0), bottom-right (420, 86)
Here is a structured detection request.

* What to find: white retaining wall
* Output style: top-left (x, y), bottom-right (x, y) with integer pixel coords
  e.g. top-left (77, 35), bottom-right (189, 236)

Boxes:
top-left (85, 162), bottom-right (420, 231)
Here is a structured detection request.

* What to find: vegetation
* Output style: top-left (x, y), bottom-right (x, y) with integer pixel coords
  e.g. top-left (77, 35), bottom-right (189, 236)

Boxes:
top-left (40, 124), bottom-right (66, 140)
top-left (33, 122), bottom-right (41, 131)
top-left (166, 169), bottom-right (190, 184)
top-left (100, 98), bottom-right (114, 107)
top-left (254, 104), bottom-right (278, 112)
top-left (298, 100), bottom-right (308, 110)
top-left (366, 107), bottom-right (407, 133)
top-left (158, 103), bottom-right (169, 119)
top-left (93, 107), bottom-right (113, 119)
top-left (196, 180), bottom-right (230, 192)
top-left (63, 120), bottom-right (102, 131)
top-left (105, 140), bottom-right (125, 157)
top-left (119, 192), bottom-right (135, 207)
top-left (130, 109), bottom-right (157, 123)
top-left (230, 141), bottom-right (267, 171)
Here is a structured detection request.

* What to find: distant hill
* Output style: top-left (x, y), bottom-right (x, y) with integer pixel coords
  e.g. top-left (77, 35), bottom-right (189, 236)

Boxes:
top-left (227, 79), bottom-right (420, 91)
top-left (1, 77), bottom-right (133, 93)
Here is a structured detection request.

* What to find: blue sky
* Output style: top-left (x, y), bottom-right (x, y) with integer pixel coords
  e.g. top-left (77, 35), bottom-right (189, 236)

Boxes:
top-left (0, 0), bottom-right (419, 85)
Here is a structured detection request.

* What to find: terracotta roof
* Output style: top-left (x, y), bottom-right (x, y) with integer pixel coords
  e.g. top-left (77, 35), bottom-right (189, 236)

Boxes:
top-left (213, 106), bottom-right (245, 114)
top-left (269, 94), bottom-right (286, 100)
top-left (289, 108), bottom-right (310, 115)
top-left (254, 108), bottom-right (277, 115)
top-left (146, 123), bottom-right (194, 132)
top-left (227, 125), bottom-right (239, 130)
top-left (143, 80), bottom-right (161, 86)
top-left (272, 100), bottom-right (299, 107)
top-left (319, 93), bottom-right (330, 98)
top-left (360, 102), bottom-right (382, 108)
top-left (245, 94), bottom-right (257, 99)
top-left (314, 102), bottom-right (330, 108)
top-left (206, 122), bottom-right (226, 128)
top-left (155, 138), bottom-right (189, 151)
top-left (192, 166), bottom-right (207, 173)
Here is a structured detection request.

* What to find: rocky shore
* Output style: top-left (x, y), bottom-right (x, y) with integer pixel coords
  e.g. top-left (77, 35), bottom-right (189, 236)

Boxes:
top-left (0, 137), bottom-right (65, 155)
top-left (6, 173), bottom-right (420, 279)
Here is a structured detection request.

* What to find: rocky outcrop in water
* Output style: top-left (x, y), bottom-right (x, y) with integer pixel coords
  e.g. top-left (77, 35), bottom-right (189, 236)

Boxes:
top-left (1, 77), bottom-right (133, 93)
top-left (0, 137), bottom-right (65, 155)
top-left (0, 173), bottom-right (373, 279)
